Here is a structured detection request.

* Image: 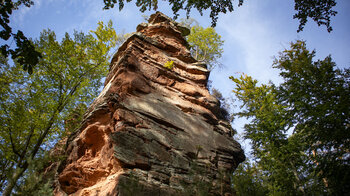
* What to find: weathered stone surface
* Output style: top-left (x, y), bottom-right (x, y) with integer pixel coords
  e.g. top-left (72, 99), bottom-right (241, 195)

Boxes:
top-left (54, 11), bottom-right (245, 196)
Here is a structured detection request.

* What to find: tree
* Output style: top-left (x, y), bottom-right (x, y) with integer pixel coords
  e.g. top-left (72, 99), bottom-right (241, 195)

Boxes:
top-left (0, 20), bottom-right (120, 195)
top-left (0, 0), bottom-right (41, 74)
top-left (142, 15), bottom-right (224, 71)
top-left (273, 40), bottom-right (350, 194)
top-left (230, 40), bottom-right (349, 195)
top-left (149, 16), bottom-right (224, 71)
top-left (231, 160), bottom-right (269, 196)
top-left (230, 74), bottom-right (311, 195)
top-left (187, 25), bottom-right (224, 71)
top-left (102, 0), bottom-right (337, 31)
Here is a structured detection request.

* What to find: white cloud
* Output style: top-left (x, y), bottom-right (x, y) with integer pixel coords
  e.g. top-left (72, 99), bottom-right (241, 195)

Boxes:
top-left (62, 0), bottom-right (144, 36)
top-left (6, 0), bottom-right (350, 157)
top-left (215, 1), bottom-right (292, 85)
top-left (206, 0), bottom-right (300, 155)
top-left (207, 0), bottom-right (350, 158)
top-left (11, 0), bottom-right (47, 24)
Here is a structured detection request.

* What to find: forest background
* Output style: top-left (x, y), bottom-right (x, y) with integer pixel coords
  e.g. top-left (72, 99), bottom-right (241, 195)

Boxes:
top-left (1, 0), bottom-right (349, 195)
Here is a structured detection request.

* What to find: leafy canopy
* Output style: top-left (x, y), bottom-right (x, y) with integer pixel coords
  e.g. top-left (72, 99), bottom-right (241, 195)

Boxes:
top-left (231, 40), bottom-right (349, 195)
top-left (294, 0), bottom-right (337, 32)
top-left (103, 0), bottom-right (243, 26)
top-left (0, 0), bottom-right (41, 74)
top-left (0, 20), bottom-right (120, 195)
top-left (103, 0), bottom-right (337, 32)
top-left (231, 74), bottom-right (308, 195)
top-left (273, 40), bottom-right (350, 194)
top-left (187, 25), bottom-right (224, 71)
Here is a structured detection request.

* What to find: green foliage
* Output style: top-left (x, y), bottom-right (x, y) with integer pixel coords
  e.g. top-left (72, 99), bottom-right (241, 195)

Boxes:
top-left (0, 20), bottom-right (120, 195)
top-left (230, 73), bottom-right (308, 195)
top-left (230, 40), bottom-right (350, 195)
top-left (230, 74), bottom-right (289, 149)
top-left (232, 160), bottom-right (268, 196)
top-left (273, 40), bottom-right (350, 194)
top-left (164, 60), bottom-right (174, 70)
top-left (103, 0), bottom-right (243, 27)
top-left (0, 0), bottom-right (41, 74)
top-left (294, 0), bottom-right (337, 32)
top-left (187, 25), bottom-right (224, 71)
top-left (175, 18), bottom-right (224, 71)
top-left (103, 0), bottom-right (337, 32)
top-left (13, 153), bottom-right (54, 196)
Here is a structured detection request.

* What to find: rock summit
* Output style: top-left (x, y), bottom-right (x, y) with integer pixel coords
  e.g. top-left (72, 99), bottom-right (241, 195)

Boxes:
top-left (54, 12), bottom-right (245, 196)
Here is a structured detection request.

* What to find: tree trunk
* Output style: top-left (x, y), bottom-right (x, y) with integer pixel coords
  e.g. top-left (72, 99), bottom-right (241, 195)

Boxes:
top-left (2, 163), bottom-right (27, 196)
top-left (290, 160), bottom-right (305, 195)
top-left (2, 108), bottom-right (59, 195)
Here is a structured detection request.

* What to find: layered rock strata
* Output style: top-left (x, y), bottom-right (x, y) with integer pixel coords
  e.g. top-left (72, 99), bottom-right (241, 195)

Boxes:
top-left (55, 12), bottom-right (245, 196)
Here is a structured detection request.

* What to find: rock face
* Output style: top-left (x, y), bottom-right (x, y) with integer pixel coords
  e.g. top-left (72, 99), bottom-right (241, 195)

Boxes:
top-left (55, 12), bottom-right (245, 196)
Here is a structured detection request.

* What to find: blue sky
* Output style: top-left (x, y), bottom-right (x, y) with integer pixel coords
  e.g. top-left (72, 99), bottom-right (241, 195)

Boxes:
top-left (7, 0), bottom-right (350, 153)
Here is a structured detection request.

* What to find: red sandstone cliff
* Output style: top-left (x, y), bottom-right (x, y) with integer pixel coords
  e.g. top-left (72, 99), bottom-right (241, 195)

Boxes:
top-left (54, 12), bottom-right (245, 196)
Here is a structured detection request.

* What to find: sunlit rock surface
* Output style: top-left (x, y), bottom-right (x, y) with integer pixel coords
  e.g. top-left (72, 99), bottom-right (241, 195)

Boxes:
top-left (54, 12), bottom-right (245, 196)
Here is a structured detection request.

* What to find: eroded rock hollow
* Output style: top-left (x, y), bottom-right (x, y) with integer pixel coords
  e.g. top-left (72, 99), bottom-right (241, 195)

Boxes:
top-left (54, 12), bottom-right (245, 196)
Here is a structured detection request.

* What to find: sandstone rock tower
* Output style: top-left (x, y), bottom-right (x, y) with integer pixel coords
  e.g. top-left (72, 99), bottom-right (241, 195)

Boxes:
top-left (55, 12), bottom-right (245, 196)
